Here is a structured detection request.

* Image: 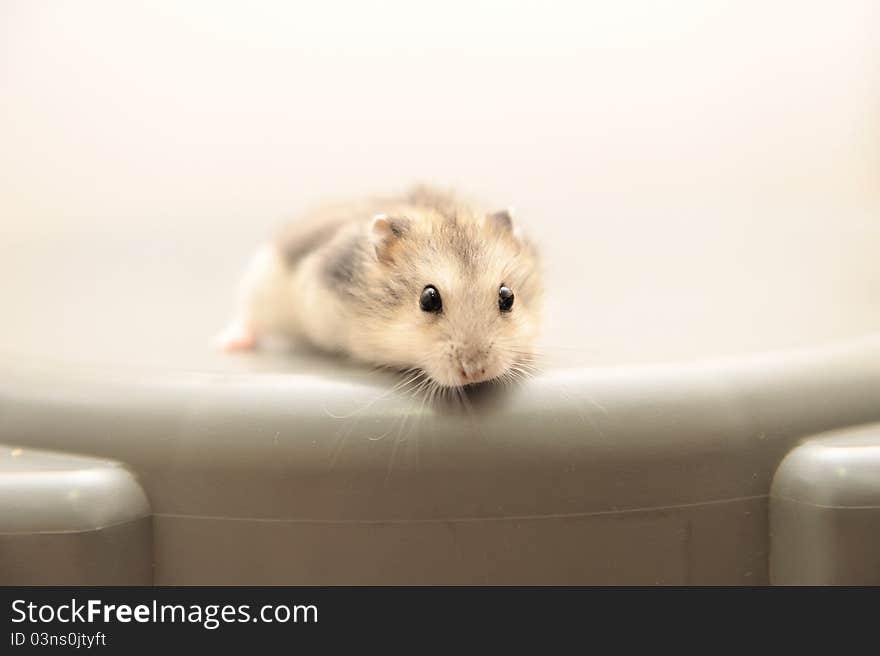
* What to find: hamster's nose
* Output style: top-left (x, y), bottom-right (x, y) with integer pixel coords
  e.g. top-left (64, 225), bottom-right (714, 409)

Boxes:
top-left (458, 361), bottom-right (488, 384)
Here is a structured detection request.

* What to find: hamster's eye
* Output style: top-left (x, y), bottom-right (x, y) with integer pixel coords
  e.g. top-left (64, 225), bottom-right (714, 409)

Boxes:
top-left (498, 285), bottom-right (515, 313)
top-left (420, 285), bottom-right (442, 313)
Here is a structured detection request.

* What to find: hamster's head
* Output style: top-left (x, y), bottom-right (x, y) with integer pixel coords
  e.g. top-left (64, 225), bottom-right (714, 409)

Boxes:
top-left (358, 207), bottom-right (543, 388)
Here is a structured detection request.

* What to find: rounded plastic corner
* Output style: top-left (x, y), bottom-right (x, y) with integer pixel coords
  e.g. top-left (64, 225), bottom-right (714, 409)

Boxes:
top-left (771, 423), bottom-right (880, 509)
top-left (0, 445), bottom-right (151, 534)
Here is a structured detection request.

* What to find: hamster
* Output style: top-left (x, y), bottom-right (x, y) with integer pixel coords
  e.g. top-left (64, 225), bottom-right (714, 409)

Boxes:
top-left (217, 185), bottom-right (543, 388)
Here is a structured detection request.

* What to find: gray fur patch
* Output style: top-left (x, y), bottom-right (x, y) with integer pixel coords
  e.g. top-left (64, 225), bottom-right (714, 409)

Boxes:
top-left (321, 234), bottom-right (363, 294)
top-left (279, 221), bottom-right (341, 267)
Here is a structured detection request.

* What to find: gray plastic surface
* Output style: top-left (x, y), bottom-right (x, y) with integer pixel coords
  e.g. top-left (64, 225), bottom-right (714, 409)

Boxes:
top-left (0, 446), bottom-right (152, 584)
top-left (2, 336), bottom-right (880, 584)
top-left (770, 425), bottom-right (880, 585)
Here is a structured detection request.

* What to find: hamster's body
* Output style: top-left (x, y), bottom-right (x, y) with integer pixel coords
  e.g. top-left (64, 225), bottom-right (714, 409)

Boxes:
top-left (218, 186), bottom-right (542, 388)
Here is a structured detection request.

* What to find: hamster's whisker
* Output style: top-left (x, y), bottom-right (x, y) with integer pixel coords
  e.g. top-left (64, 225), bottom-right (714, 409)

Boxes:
top-left (497, 370), bottom-right (523, 389)
top-left (384, 375), bottom-right (446, 481)
top-left (501, 356), bottom-right (543, 375)
top-left (392, 372), bottom-right (430, 397)
top-left (404, 376), bottom-right (432, 404)
top-left (322, 368), bottom-right (423, 420)
top-left (502, 371), bottom-right (528, 385)
top-left (330, 370), bottom-right (428, 465)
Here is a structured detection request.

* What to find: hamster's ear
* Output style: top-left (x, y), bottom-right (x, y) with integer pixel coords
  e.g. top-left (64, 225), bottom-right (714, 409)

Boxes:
top-left (486, 209), bottom-right (514, 234)
top-left (487, 208), bottom-right (525, 244)
top-left (370, 214), bottom-right (410, 262)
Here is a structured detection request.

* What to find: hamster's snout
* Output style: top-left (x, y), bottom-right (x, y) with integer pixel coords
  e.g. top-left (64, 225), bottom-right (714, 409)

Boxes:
top-left (458, 360), bottom-right (486, 384)
top-left (445, 342), bottom-right (501, 387)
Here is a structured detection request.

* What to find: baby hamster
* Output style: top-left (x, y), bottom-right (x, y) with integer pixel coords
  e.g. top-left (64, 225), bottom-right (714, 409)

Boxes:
top-left (217, 185), bottom-right (542, 388)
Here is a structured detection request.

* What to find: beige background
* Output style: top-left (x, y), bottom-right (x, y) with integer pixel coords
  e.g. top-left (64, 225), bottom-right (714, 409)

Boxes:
top-left (1, 1), bottom-right (879, 368)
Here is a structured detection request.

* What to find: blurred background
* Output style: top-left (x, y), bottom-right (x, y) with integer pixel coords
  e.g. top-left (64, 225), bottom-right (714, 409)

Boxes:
top-left (1, 1), bottom-right (879, 369)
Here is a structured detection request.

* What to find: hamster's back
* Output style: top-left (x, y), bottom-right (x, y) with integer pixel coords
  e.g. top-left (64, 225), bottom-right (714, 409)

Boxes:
top-left (274, 185), bottom-right (465, 268)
